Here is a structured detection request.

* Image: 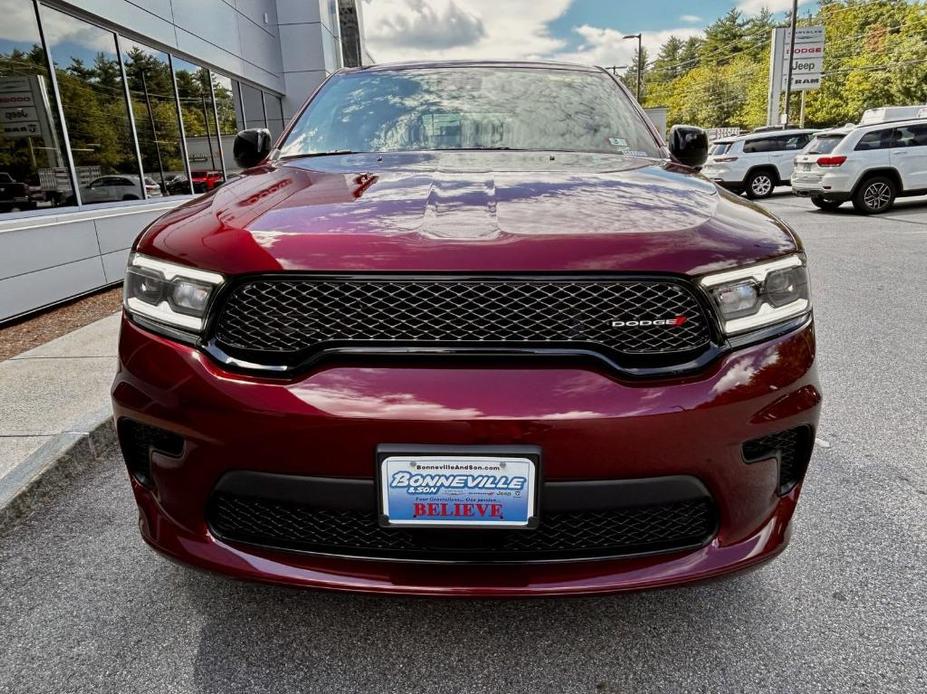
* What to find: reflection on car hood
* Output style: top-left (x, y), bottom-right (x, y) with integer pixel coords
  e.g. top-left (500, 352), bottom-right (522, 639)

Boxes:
top-left (138, 151), bottom-right (800, 275)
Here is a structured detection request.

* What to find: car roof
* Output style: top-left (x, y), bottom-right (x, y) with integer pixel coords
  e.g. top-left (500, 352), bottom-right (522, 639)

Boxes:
top-left (852, 117), bottom-right (927, 132)
top-left (813, 127), bottom-right (854, 136)
top-left (862, 106), bottom-right (922, 113)
top-left (728, 128), bottom-right (816, 142)
top-left (342, 59), bottom-right (602, 74)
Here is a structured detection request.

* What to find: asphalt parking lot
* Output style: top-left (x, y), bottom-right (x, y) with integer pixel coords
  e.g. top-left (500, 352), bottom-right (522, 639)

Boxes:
top-left (1, 193), bottom-right (925, 694)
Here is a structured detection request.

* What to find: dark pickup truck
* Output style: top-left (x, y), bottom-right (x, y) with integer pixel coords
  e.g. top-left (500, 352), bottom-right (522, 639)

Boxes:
top-left (0, 172), bottom-right (36, 212)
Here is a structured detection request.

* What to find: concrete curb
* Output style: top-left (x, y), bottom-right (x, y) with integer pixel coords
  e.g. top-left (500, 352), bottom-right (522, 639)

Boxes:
top-left (0, 406), bottom-right (115, 532)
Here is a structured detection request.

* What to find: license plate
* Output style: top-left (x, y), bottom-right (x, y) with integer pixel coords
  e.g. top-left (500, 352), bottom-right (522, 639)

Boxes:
top-left (378, 450), bottom-right (538, 528)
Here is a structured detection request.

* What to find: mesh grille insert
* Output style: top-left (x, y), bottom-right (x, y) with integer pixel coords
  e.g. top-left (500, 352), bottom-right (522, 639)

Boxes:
top-left (208, 493), bottom-right (716, 561)
top-left (212, 276), bottom-right (712, 362)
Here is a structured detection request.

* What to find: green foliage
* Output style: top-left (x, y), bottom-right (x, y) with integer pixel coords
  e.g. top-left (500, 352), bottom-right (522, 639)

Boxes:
top-left (621, 46), bottom-right (649, 99)
top-left (679, 36), bottom-right (703, 67)
top-left (57, 54), bottom-right (135, 172)
top-left (0, 35), bottom-right (241, 184)
top-left (643, 0), bottom-right (927, 130)
top-left (651, 36), bottom-right (685, 83)
top-left (122, 47), bottom-right (185, 173)
top-left (702, 9), bottom-right (748, 64)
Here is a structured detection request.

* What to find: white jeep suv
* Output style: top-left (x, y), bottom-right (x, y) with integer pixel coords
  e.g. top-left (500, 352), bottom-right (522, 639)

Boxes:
top-left (792, 118), bottom-right (927, 214)
top-left (700, 129), bottom-right (816, 199)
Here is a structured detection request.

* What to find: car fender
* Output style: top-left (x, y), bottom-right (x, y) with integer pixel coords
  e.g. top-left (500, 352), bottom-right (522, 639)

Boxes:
top-left (745, 164), bottom-right (780, 186)
top-left (850, 167), bottom-right (903, 195)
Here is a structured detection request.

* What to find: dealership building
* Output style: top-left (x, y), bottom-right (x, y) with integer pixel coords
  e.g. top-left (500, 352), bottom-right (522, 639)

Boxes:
top-left (0, 0), bottom-right (370, 321)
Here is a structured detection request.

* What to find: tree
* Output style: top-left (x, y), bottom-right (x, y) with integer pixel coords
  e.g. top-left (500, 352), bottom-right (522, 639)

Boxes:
top-left (642, 0), bottom-right (927, 130)
top-left (651, 36), bottom-right (685, 83)
top-left (92, 52), bottom-right (121, 93)
top-left (701, 8), bottom-right (746, 65)
top-left (123, 47), bottom-right (185, 177)
top-left (744, 7), bottom-right (778, 60)
top-left (622, 45), bottom-right (649, 100)
top-left (679, 36), bottom-right (703, 72)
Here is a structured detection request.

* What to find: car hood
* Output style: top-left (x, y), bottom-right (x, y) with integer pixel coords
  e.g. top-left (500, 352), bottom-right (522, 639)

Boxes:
top-left (138, 151), bottom-right (800, 276)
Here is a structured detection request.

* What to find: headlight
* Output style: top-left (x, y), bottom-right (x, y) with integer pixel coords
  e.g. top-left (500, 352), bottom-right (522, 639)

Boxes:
top-left (124, 253), bottom-right (224, 334)
top-left (700, 255), bottom-right (810, 335)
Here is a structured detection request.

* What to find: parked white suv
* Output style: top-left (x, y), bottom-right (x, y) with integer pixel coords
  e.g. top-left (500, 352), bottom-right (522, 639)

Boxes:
top-left (792, 118), bottom-right (927, 214)
top-left (700, 129), bottom-right (816, 199)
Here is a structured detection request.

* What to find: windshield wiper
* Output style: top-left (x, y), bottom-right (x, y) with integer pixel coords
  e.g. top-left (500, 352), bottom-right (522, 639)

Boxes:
top-left (279, 150), bottom-right (364, 160)
top-left (438, 146), bottom-right (518, 151)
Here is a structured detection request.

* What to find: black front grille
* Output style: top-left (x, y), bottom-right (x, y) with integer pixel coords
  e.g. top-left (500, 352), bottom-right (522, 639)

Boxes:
top-left (212, 276), bottom-right (712, 365)
top-left (208, 493), bottom-right (716, 561)
top-left (743, 426), bottom-right (814, 494)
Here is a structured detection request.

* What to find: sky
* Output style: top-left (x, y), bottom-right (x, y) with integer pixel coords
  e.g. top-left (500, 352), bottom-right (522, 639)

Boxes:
top-left (361, 0), bottom-right (820, 67)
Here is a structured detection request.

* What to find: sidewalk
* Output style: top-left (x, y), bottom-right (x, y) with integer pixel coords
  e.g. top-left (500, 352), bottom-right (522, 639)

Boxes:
top-left (0, 314), bottom-right (119, 483)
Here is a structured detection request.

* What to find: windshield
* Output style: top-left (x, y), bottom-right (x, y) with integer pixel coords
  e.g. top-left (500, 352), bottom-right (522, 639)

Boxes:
top-left (807, 135), bottom-right (845, 154)
top-left (278, 67), bottom-right (662, 158)
top-left (709, 143), bottom-right (732, 156)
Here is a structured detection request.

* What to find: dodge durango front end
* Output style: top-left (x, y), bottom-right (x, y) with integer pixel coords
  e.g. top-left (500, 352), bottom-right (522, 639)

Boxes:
top-left (112, 61), bottom-right (821, 596)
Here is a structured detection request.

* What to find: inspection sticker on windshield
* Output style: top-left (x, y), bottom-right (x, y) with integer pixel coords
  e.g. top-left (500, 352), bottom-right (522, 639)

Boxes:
top-left (379, 455), bottom-right (537, 528)
top-left (608, 136), bottom-right (628, 149)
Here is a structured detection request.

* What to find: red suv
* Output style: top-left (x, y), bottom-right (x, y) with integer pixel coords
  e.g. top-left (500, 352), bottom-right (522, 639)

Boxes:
top-left (112, 61), bottom-right (821, 596)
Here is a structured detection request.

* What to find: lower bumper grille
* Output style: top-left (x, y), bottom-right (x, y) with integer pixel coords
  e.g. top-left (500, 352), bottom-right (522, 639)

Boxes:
top-left (742, 426), bottom-right (814, 494)
top-left (208, 493), bottom-right (716, 562)
top-left (117, 419), bottom-right (184, 487)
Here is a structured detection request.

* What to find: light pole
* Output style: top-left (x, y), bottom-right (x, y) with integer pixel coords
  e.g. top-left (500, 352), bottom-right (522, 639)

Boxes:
top-left (623, 33), bottom-right (643, 101)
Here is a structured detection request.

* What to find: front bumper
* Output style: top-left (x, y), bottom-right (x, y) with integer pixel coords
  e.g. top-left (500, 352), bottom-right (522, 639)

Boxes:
top-left (112, 315), bottom-right (821, 596)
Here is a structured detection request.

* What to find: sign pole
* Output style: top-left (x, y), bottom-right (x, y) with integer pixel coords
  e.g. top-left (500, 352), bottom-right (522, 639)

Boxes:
top-left (766, 28), bottom-right (784, 127)
top-left (799, 90), bottom-right (806, 128)
top-left (783, 0), bottom-right (798, 126)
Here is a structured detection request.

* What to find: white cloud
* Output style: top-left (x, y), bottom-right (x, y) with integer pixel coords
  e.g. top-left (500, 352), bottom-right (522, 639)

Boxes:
top-left (372, 0), bottom-right (486, 50)
top-left (680, 15), bottom-right (703, 24)
top-left (1, 2), bottom-right (113, 54)
top-left (737, 0), bottom-right (815, 16)
top-left (553, 25), bottom-right (704, 68)
top-left (361, 1), bottom-right (703, 69)
top-left (362, 0), bottom-right (571, 62)
top-left (0, 2), bottom-right (39, 43)
top-left (39, 5), bottom-right (116, 54)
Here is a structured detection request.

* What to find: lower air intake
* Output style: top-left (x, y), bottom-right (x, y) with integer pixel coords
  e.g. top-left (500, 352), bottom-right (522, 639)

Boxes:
top-left (208, 493), bottom-right (716, 562)
top-left (117, 419), bottom-right (184, 487)
top-left (742, 426), bottom-right (814, 494)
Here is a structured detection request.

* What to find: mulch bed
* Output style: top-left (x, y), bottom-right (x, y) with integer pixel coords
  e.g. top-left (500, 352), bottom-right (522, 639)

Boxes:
top-left (0, 286), bottom-right (123, 361)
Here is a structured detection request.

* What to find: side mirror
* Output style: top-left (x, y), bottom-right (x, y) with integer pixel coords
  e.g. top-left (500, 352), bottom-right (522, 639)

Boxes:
top-left (233, 128), bottom-right (272, 168)
top-left (668, 125), bottom-right (708, 168)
